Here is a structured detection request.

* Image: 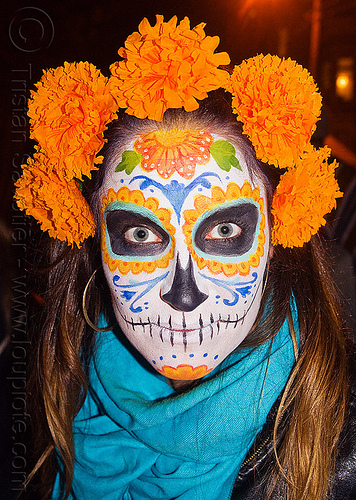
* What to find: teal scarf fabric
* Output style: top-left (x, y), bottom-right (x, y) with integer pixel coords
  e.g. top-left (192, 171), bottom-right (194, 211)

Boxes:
top-left (53, 306), bottom-right (298, 500)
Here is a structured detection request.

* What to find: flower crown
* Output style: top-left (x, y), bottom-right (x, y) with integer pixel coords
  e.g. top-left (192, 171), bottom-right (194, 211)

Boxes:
top-left (14, 15), bottom-right (341, 248)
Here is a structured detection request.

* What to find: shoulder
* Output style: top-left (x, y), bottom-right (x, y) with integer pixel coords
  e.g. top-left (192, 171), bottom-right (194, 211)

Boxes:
top-left (328, 355), bottom-right (356, 499)
top-left (232, 351), bottom-right (356, 500)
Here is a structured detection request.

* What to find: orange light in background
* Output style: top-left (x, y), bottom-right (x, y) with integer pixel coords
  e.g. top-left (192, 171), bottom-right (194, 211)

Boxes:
top-left (336, 58), bottom-right (354, 101)
top-left (336, 75), bottom-right (349, 89)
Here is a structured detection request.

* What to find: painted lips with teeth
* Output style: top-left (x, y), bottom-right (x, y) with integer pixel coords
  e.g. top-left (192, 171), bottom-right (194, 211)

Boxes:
top-left (117, 310), bottom-right (248, 348)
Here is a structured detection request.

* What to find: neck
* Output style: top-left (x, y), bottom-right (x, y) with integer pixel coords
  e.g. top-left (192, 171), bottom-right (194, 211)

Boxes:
top-left (167, 378), bottom-right (199, 393)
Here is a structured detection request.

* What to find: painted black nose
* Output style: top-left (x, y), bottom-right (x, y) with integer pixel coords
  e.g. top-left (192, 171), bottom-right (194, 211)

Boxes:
top-left (161, 254), bottom-right (208, 312)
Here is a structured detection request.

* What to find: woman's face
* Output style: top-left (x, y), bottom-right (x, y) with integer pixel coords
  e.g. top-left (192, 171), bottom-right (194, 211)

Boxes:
top-left (100, 128), bottom-right (270, 380)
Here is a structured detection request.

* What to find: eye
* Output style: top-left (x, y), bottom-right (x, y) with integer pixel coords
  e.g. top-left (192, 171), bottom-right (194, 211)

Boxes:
top-left (193, 203), bottom-right (259, 257)
top-left (205, 222), bottom-right (242, 240)
top-left (124, 226), bottom-right (162, 244)
top-left (105, 209), bottom-right (170, 257)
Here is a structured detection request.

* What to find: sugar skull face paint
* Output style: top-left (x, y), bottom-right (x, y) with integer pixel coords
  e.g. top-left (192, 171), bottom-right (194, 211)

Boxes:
top-left (100, 130), bottom-right (270, 381)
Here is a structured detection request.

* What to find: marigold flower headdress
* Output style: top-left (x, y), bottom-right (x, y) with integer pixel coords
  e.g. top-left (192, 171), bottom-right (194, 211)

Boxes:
top-left (14, 15), bottom-right (341, 248)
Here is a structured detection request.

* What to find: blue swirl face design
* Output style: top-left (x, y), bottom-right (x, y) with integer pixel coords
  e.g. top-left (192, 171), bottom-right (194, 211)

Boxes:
top-left (113, 269), bottom-right (260, 315)
top-left (129, 173), bottom-right (221, 223)
top-left (201, 272), bottom-right (259, 306)
top-left (112, 272), bottom-right (168, 314)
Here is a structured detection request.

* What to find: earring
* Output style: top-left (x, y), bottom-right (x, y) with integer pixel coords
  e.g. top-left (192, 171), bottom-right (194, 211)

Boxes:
top-left (82, 268), bottom-right (116, 332)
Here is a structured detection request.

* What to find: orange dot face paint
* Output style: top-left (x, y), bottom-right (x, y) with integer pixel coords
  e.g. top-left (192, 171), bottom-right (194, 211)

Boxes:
top-left (100, 131), bottom-right (270, 381)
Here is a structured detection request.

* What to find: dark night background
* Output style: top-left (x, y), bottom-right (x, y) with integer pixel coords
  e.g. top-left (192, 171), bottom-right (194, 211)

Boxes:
top-left (0, 1), bottom-right (355, 499)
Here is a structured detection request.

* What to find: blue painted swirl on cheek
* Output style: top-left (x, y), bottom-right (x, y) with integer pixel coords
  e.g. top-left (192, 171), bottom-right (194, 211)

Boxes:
top-left (120, 291), bottom-right (135, 301)
top-left (112, 272), bottom-right (169, 313)
top-left (199, 272), bottom-right (258, 307)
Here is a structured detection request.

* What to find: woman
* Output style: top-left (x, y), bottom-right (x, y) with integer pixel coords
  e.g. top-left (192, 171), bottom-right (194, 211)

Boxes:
top-left (16, 15), bottom-right (354, 500)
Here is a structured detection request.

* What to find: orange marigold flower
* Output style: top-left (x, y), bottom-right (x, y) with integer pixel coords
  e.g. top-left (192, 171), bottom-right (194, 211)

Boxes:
top-left (14, 148), bottom-right (96, 247)
top-left (28, 61), bottom-right (118, 181)
top-left (109, 15), bottom-right (230, 121)
top-left (271, 146), bottom-right (342, 247)
top-left (134, 129), bottom-right (213, 179)
top-left (227, 54), bottom-right (322, 169)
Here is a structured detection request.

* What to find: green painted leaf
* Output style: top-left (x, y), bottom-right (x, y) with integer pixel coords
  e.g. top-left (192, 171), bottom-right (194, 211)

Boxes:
top-left (209, 140), bottom-right (242, 172)
top-left (115, 150), bottom-right (143, 174)
top-left (75, 178), bottom-right (83, 193)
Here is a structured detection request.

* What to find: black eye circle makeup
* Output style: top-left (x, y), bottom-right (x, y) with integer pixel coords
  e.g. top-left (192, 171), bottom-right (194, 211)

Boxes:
top-left (194, 203), bottom-right (259, 257)
top-left (106, 209), bottom-right (169, 257)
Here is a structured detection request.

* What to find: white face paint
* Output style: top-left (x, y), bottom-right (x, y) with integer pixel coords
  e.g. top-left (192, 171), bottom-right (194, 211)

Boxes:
top-left (100, 129), bottom-right (270, 380)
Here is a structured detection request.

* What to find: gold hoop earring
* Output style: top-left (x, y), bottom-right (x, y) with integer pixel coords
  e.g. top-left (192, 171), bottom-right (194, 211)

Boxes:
top-left (82, 268), bottom-right (116, 332)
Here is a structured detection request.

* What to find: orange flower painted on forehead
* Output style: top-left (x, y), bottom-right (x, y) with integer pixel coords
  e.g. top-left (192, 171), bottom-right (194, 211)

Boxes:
top-left (116, 130), bottom-right (242, 179)
top-left (183, 181), bottom-right (265, 277)
top-left (134, 129), bottom-right (213, 179)
top-left (101, 186), bottom-right (176, 274)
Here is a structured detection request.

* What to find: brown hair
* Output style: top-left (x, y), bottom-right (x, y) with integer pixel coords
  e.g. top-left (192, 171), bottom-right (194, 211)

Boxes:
top-left (26, 94), bottom-right (350, 499)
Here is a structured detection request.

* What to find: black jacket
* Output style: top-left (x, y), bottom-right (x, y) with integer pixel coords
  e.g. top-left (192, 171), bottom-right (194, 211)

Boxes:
top-left (232, 372), bottom-right (356, 499)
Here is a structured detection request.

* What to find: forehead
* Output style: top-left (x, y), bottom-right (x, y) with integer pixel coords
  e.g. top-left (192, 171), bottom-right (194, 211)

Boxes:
top-left (101, 130), bottom-right (263, 199)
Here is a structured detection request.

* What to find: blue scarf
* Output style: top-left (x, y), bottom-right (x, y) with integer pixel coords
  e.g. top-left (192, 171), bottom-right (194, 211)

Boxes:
top-left (53, 306), bottom-right (298, 500)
